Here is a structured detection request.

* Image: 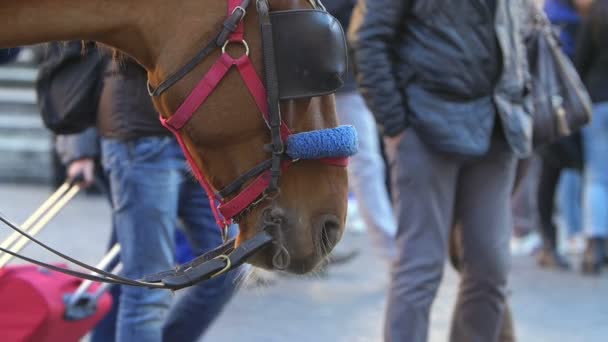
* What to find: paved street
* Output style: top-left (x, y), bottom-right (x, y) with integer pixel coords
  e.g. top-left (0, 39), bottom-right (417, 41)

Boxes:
top-left (0, 183), bottom-right (607, 341)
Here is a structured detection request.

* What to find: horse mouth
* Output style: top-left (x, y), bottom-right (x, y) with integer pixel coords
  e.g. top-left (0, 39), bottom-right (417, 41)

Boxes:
top-left (244, 207), bottom-right (343, 274)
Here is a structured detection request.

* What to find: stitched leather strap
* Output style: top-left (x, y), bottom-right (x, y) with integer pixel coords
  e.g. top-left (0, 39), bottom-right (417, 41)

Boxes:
top-left (0, 211), bottom-right (273, 290)
top-left (148, 0), bottom-right (251, 97)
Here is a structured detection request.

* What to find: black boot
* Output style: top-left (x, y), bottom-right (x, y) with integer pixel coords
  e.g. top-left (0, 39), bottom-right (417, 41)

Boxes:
top-left (582, 237), bottom-right (605, 275)
top-left (537, 248), bottom-right (571, 270)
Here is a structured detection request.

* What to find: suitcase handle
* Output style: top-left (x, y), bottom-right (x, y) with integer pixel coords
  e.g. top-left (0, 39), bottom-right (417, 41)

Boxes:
top-left (0, 181), bottom-right (82, 267)
top-left (68, 173), bottom-right (86, 186)
top-left (65, 244), bottom-right (120, 308)
top-left (63, 263), bottom-right (122, 321)
top-left (63, 292), bottom-right (101, 321)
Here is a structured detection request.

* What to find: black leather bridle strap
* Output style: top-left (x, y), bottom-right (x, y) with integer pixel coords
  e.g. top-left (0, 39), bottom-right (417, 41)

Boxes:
top-left (142, 237), bottom-right (238, 282)
top-left (257, 0), bottom-right (284, 193)
top-left (159, 231), bottom-right (273, 290)
top-left (217, 159), bottom-right (273, 198)
top-left (0, 212), bottom-right (273, 290)
top-left (0, 244), bottom-right (149, 287)
top-left (148, 0), bottom-right (251, 97)
top-left (0, 213), bottom-right (156, 287)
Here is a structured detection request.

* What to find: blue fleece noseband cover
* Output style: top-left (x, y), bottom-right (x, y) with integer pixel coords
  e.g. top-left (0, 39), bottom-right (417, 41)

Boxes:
top-left (286, 125), bottom-right (358, 160)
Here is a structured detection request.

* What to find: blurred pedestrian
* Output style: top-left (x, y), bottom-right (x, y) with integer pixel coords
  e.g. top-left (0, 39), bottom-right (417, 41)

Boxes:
top-left (99, 58), bottom-right (240, 342)
top-left (56, 127), bottom-right (201, 342)
top-left (534, 0), bottom-right (587, 270)
top-left (46, 43), bottom-right (240, 341)
top-left (324, 0), bottom-right (396, 261)
top-left (575, 0), bottom-right (608, 274)
top-left (55, 128), bottom-right (121, 342)
top-left (349, 0), bottom-right (537, 341)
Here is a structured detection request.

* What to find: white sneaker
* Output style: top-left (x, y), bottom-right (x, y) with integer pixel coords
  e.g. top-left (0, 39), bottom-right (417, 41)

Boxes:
top-left (510, 232), bottom-right (541, 256)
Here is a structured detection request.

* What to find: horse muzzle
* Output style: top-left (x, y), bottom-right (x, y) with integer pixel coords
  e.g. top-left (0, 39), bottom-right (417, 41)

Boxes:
top-left (245, 207), bottom-right (344, 274)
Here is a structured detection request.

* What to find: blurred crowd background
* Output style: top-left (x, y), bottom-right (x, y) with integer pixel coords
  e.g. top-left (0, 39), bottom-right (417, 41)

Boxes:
top-left (1, 0), bottom-right (608, 341)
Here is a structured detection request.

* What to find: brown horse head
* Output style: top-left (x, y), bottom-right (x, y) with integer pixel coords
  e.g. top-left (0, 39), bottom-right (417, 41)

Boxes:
top-left (0, 0), bottom-right (349, 274)
top-left (148, 0), bottom-right (349, 273)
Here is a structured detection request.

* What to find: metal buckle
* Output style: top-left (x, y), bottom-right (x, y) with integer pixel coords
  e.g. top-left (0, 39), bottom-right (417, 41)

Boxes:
top-left (210, 255), bottom-right (232, 279)
top-left (222, 39), bottom-right (250, 57)
top-left (232, 6), bottom-right (247, 20)
top-left (221, 224), bottom-right (229, 243)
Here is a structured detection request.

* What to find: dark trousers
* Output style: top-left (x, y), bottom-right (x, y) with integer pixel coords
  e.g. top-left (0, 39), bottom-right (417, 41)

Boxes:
top-left (537, 160), bottom-right (562, 250)
top-left (384, 129), bottom-right (516, 342)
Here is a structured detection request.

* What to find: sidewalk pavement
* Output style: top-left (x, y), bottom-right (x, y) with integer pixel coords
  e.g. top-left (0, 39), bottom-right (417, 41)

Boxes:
top-left (0, 183), bottom-right (606, 341)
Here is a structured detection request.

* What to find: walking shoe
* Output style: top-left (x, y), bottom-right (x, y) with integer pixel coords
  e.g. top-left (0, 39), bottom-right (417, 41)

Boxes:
top-left (537, 248), bottom-right (571, 270)
top-left (581, 237), bottom-right (605, 275)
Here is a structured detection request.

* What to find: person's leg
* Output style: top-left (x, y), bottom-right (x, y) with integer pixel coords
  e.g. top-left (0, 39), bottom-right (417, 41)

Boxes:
top-left (535, 157), bottom-right (571, 269)
top-left (101, 137), bottom-right (180, 342)
top-left (511, 158), bottom-right (535, 237)
top-left (449, 135), bottom-right (516, 342)
top-left (335, 91), bottom-right (397, 259)
top-left (90, 230), bottom-right (121, 342)
top-left (162, 142), bottom-right (240, 342)
top-left (384, 130), bottom-right (459, 342)
top-left (90, 175), bottom-right (120, 342)
top-left (557, 170), bottom-right (583, 237)
top-left (536, 161), bottom-right (561, 250)
top-left (498, 304), bottom-right (516, 342)
top-left (91, 284), bottom-right (121, 342)
top-left (582, 103), bottom-right (608, 273)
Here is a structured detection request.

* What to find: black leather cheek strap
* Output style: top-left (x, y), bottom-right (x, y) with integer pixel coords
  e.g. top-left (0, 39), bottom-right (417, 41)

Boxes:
top-left (0, 210), bottom-right (274, 291)
top-left (151, 231), bottom-right (274, 290)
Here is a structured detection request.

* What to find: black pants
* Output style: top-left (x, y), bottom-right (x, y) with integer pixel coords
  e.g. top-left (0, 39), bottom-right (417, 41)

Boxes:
top-left (537, 160), bottom-right (561, 250)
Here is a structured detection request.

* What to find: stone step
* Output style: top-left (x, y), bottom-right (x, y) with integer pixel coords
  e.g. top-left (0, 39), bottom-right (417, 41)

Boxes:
top-left (0, 66), bottom-right (38, 88)
top-left (0, 114), bottom-right (52, 141)
top-left (0, 112), bottom-right (46, 134)
top-left (0, 134), bottom-right (50, 152)
top-left (0, 102), bottom-right (40, 118)
top-left (0, 132), bottom-right (52, 183)
top-left (0, 152), bottom-right (52, 184)
top-left (0, 87), bottom-right (37, 104)
top-left (0, 50), bottom-right (52, 184)
top-left (0, 87), bottom-right (39, 118)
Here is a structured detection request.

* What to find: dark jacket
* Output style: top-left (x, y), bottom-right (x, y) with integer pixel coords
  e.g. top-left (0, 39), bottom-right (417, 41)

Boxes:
top-left (575, 0), bottom-right (608, 104)
top-left (57, 59), bottom-right (171, 164)
top-left (97, 59), bottom-right (171, 140)
top-left (55, 127), bottom-right (100, 165)
top-left (349, 0), bottom-right (536, 157)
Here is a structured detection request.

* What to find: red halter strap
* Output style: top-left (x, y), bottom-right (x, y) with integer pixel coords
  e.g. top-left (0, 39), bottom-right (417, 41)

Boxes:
top-left (160, 0), bottom-right (347, 230)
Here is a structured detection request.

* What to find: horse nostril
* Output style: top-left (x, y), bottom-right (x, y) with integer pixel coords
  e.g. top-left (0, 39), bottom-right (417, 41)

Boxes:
top-left (319, 215), bottom-right (342, 254)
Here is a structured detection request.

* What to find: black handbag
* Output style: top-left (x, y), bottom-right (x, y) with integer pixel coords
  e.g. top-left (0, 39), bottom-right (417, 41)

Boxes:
top-left (36, 41), bottom-right (106, 134)
top-left (526, 12), bottom-right (593, 150)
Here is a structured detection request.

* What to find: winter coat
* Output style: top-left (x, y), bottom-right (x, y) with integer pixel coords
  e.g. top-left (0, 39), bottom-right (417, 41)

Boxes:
top-left (349, 0), bottom-right (538, 157)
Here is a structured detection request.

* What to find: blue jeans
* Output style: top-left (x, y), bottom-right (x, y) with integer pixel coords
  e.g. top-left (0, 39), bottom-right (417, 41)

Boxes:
top-left (102, 137), bottom-right (239, 342)
top-left (583, 103), bottom-right (608, 238)
top-left (90, 230), bottom-right (201, 342)
top-left (557, 170), bottom-right (582, 237)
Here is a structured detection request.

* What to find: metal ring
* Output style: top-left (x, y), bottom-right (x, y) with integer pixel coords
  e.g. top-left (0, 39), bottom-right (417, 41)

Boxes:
top-left (222, 40), bottom-right (250, 57)
top-left (146, 81), bottom-right (156, 97)
top-left (210, 255), bottom-right (232, 279)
